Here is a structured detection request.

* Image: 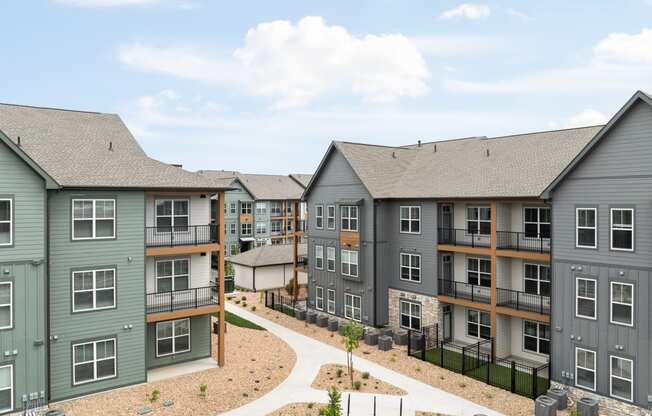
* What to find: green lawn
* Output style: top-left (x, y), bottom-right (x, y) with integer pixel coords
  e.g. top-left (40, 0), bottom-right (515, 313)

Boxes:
top-left (223, 311), bottom-right (265, 330)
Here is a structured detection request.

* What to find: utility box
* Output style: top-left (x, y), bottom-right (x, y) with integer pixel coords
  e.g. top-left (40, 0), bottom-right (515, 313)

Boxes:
top-left (364, 329), bottom-right (379, 346)
top-left (378, 335), bottom-right (393, 351)
top-left (327, 318), bottom-right (339, 332)
top-left (534, 395), bottom-right (558, 416)
top-left (576, 397), bottom-right (599, 416)
top-left (547, 388), bottom-right (568, 410)
top-left (393, 329), bottom-right (408, 345)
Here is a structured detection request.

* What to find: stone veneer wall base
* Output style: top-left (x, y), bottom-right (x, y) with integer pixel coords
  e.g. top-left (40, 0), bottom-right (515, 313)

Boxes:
top-left (551, 382), bottom-right (651, 416)
top-left (388, 288), bottom-right (441, 337)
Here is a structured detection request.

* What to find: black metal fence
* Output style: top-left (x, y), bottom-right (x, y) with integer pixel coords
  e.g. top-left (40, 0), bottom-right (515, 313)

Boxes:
top-left (146, 285), bottom-right (218, 314)
top-left (438, 279), bottom-right (491, 304)
top-left (407, 325), bottom-right (550, 400)
top-left (438, 227), bottom-right (491, 248)
top-left (496, 231), bottom-right (550, 253)
top-left (145, 224), bottom-right (218, 247)
top-left (264, 290), bottom-right (306, 317)
top-left (496, 287), bottom-right (550, 315)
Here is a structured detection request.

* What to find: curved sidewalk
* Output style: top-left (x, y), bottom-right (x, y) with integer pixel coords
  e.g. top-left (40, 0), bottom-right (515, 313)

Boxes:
top-left (221, 303), bottom-right (503, 416)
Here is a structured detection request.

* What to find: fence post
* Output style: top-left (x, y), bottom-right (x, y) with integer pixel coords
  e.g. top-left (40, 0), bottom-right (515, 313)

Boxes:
top-left (407, 330), bottom-right (411, 356)
top-left (532, 366), bottom-right (538, 399)
top-left (346, 394), bottom-right (350, 416)
top-left (440, 339), bottom-right (444, 366)
top-left (373, 396), bottom-right (376, 416)
top-left (486, 353), bottom-right (490, 383)
top-left (510, 361), bottom-right (516, 393)
top-left (399, 397), bottom-right (403, 416)
top-left (491, 338), bottom-right (495, 363)
top-left (461, 345), bottom-right (466, 374)
top-left (420, 333), bottom-right (426, 361)
top-left (477, 342), bottom-right (480, 369)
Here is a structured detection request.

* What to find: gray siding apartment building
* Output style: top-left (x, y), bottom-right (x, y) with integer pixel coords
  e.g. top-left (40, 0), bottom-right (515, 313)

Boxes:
top-left (301, 91), bottom-right (652, 413)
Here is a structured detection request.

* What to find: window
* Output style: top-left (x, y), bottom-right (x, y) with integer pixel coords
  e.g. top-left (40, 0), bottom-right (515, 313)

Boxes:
top-left (255, 239), bottom-right (267, 248)
top-left (0, 365), bottom-right (12, 413)
top-left (229, 203), bottom-right (236, 214)
top-left (315, 205), bottom-right (324, 229)
top-left (610, 356), bottom-right (633, 402)
top-left (400, 300), bottom-right (421, 331)
top-left (73, 199), bottom-right (115, 239)
top-left (326, 247), bottom-right (335, 272)
top-left (327, 289), bottom-right (335, 314)
top-left (230, 244), bottom-right (238, 256)
top-left (524, 264), bottom-right (551, 296)
top-left (611, 208), bottom-right (634, 251)
top-left (255, 202), bottom-right (267, 216)
top-left (344, 293), bottom-right (361, 322)
top-left (241, 223), bottom-right (252, 236)
top-left (467, 258), bottom-right (491, 287)
top-left (156, 318), bottom-right (190, 357)
top-left (315, 286), bottom-right (324, 311)
top-left (241, 202), bottom-right (252, 214)
top-left (466, 309), bottom-right (490, 339)
top-left (229, 223), bottom-right (236, 235)
top-left (155, 199), bottom-right (188, 232)
top-left (0, 283), bottom-right (11, 329)
top-left (73, 338), bottom-right (116, 385)
top-left (286, 221), bottom-right (293, 232)
top-left (156, 259), bottom-right (189, 292)
top-left (327, 205), bottom-right (336, 230)
top-left (576, 277), bottom-right (597, 319)
top-left (400, 206), bottom-right (421, 234)
top-left (72, 269), bottom-right (115, 312)
top-left (315, 245), bottom-right (324, 270)
top-left (610, 282), bottom-right (634, 326)
top-left (400, 253), bottom-right (421, 282)
top-left (271, 221), bottom-right (282, 234)
top-left (467, 207), bottom-right (491, 235)
top-left (524, 207), bottom-right (551, 239)
top-left (576, 208), bottom-right (597, 248)
top-left (255, 222), bottom-right (267, 235)
top-left (341, 206), bottom-right (358, 232)
top-left (523, 321), bottom-right (550, 354)
top-left (0, 199), bottom-right (11, 246)
top-left (341, 250), bottom-right (358, 277)
top-left (270, 202), bottom-right (282, 216)
top-left (575, 347), bottom-right (596, 391)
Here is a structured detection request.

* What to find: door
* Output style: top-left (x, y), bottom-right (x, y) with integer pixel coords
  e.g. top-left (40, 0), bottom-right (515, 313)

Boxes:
top-left (439, 204), bottom-right (453, 242)
top-left (441, 254), bottom-right (452, 281)
top-left (442, 305), bottom-right (452, 342)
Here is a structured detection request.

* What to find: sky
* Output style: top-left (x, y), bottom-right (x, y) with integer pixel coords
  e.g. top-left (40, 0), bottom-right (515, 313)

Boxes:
top-left (1, 1), bottom-right (651, 174)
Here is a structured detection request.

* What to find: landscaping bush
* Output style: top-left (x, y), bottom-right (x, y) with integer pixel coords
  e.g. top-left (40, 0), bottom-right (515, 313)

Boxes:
top-left (353, 381), bottom-right (361, 390)
top-left (361, 372), bottom-right (369, 380)
top-left (318, 387), bottom-right (342, 416)
top-left (336, 368), bottom-right (343, 378)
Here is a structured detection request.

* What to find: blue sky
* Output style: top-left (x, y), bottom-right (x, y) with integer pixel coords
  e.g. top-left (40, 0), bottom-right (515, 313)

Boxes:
top-left (2, 1), bottom-right (651, 174)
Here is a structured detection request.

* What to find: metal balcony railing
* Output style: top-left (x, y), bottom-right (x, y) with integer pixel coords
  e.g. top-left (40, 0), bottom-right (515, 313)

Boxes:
top-left (146, 285), bottom-right (218, 314)
top-left (496, 231), bottom-right (550, 253)
top-left (496, 288), bottom-right (550, 315)
top-left (438, 228), bottom-right (491, 248)
top-left (438, 279), bottom-right (491, 304)
top-left (145, 224), bottom-right (218, 247)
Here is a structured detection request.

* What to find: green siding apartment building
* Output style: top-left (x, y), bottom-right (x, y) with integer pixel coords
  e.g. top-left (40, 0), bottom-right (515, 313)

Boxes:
top-left (0, 103), bottom-right (231, 413)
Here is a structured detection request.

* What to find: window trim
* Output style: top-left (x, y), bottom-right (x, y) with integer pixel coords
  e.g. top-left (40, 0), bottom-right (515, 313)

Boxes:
top-left (576, 207), bottom-right (597, 249)
top-left (466, 206), bottom-right (491, 236)
top-left (0, 282), bottom-right (12, 330)
top-left (610, 281), bottom-right (634, 327)
top-left (523, 263), bottom-right (551, 296)
top-left (344, 293), bottom-right (362, 322)
top-left (341, 249), bottom-right (359, 277)
top-left (315, 245), bottom-right (324, 270)
top-left (522, 320), bottom-right (550, 356)
top-left (523, 206), bottom-right (551, 239)
top-left (610, 208), bottom-right (634, 252)
top-left (575, 347), bottom-right (596, 392)
top-left (72, 338), bottom-right (117, 385)
top-left (72, 199), bottom-right (116, 240)
top-left (240, 222), bottom-right (252, 236)
top-left (399, 252), bottom-right (421, 283)
top-left (0, 198), bottom-right (12, 247)
top-left (399, 299), bottom-right (422, 331)
top-left (327, 289), bottom-right (335, 314)
top-left (315, 286), bottom-right (324, 311)
top-left (466, 257), bottom-right (491, 287)
top-left (255, 202), bottom-right (267, 216)
top-left (154, 198), bottom-right (189, 233)
top-left (466, 308), bottom-right (491, 340)
top-left (575, 277), bottom-right (597, 320)
top-left (0, 364), bottom-right (13, 413)
top-left (240, 201), bottom-right (253, 215)
top-left (399, 206), bottom-right (421, 234)
top-left (255, 222), bottom-right (267, 235)
top-left (156, 318), bottom-right (191, 358)
top-left (326, 247), bottom-right (336, 272)
top-left (229, 223), bottom-right (237, 234)
top-left (609, 355), bottom-right (634, 402)
top-left (315, 205), bottom-right (324, 229)
top-left (72, 269), bottom-right (116, 313)
top-left (326, 205), bottom-right (336, 230)
top-left (340, 206), bottom-right (359, 232)
top-left (155, 258), bottom-right (189, 293)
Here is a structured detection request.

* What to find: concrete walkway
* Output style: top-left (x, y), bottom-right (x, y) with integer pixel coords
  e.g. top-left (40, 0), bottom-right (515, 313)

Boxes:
top-left (222, 303), bottom-right (503, 416)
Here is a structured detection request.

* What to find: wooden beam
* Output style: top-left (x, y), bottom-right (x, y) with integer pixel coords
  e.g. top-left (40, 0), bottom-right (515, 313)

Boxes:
top-left (146, 243), bottom-right (220, 257)
top-left (437, 295), bottom-right (492, 312)
top-left (146, 304), bottom-right (220, 323)
top-left (489, 200), bottom-right (498, 361)
top-left (217, 191), bottom-right (226, 367)
top-left (436, 244), bottom-right (492, 257)
top-left (293, 201), bottom-right (299, 301)
top-left (340, 231), bottom-right (360, 248)
top-left (495, 306), bottom-right (550, 323)
top-left (495, 250), bottom-right (551, 262)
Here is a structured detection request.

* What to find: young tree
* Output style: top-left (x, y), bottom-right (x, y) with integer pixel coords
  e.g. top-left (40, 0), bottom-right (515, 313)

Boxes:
top-left (319, 386), bottom-right (342, 416)
top-left (341, 322), bottom-right (364, 387)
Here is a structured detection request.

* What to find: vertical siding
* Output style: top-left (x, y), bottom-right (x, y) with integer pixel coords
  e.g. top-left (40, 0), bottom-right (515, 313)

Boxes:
top-left (145, 253), bottom-right (210, 293)
top-left (48, 190), bottom-right (146, 401)
top-left (146, 315), bottom-right (211, 369)
top-left (224, 184), bottom-right (253, 254)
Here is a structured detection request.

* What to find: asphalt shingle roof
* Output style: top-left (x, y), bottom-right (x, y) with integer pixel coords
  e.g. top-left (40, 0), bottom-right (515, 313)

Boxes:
top-left (229, 243), bottom-right (307, 267)
top-left (0, 103), bottom-right (233, 190)
top-left (289, 173), bottom-right (313, 187)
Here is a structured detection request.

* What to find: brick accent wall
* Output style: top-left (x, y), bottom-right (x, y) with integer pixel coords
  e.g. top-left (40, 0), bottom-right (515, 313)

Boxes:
top-left (388, 288), bottom-right (441, 332)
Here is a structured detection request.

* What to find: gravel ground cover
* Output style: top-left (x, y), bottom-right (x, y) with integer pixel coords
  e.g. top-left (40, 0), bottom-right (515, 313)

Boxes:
top-left (311, 363), bottom-right (407, 395)
top-left (266, 402), bottom-right (322, 416)
top-left (232, 292), bottom-right (536, 416)
top-left (55, 317), bottom-right (296, 416)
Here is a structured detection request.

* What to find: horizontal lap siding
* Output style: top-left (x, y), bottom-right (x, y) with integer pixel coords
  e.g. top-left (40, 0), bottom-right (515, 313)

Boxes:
top-left (48, 190), bottom-right (146, 401)
top-left (146, 315), bottom-right (211, 369)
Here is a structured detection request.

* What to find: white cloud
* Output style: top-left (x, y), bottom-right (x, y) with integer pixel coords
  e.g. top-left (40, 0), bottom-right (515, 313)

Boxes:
top-left (57, 0), bottom-right (159, 7)
top-left (593, 28), bottom-right (652, 65)
top-left (505, 8), bottom-right (532, 22)
top-left (561, 109), bottom-right (609, 128)
top-left (439, 4), bottom-right (490, 20)
top-left (118, 16), bottom-right (430, 108)
top-left (410, 34), bottom-right (503, 56)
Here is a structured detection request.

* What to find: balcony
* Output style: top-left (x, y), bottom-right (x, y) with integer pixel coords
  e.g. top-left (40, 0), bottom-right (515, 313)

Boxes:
top-left (496, 288), bottom-right (550, 316)
top-left (146, 285), bottom-right (219, 322)
top-left (438, 279), bottom-right (491, 304)
top-left (296, 254), bottom-right (308, 272)
top-left (145, 225), bottom-right (219, 256)
top-left (496, 231), bottom-right (550, 253)
top-left (438, 228), bottom-right (491, 248)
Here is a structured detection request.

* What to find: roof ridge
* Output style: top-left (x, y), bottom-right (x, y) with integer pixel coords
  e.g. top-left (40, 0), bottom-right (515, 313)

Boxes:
top-left (0, 102), bottom-right (108, 115)
top-left (336, 140), bottom-right (412, 150)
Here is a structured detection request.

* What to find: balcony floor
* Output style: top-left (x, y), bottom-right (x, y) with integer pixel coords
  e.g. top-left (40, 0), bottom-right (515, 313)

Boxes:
top-left (147, 357), bottom-right (217, 382)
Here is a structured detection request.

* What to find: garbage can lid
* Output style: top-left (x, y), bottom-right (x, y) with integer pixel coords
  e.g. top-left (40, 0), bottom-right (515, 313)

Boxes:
top-left (536, 395), bottom-right (555, 404)
top-left (579, 397), bottom-right (598, 404)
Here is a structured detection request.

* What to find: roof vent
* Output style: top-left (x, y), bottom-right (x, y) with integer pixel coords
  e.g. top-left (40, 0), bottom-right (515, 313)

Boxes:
top-left (108, 141), bottom-right (113, 151)
top-left (171, 164), bottom-right (183, 168)
top-left (16, 136), bottom-right (21, 147)
top-left (486, 149), bottom-right (490, 157)
top-left (433, 144), bottom-right (437, 153)
top-left (391, 151), bottom-right (397, 159)
top-left (417, 140), bottom-right (422, 147)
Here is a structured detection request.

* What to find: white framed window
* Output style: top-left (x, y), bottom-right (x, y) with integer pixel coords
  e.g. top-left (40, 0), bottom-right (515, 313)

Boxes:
top-left (72, 269), bottom-right (115, 312)
top-left (271, 221), bottom-right (282, 234)
top-left (240, 223), bottom-right (252, 236)
top-left (156, 259), bottom-right (189, 292)
top-left (576, 277), bottom-right (597, 319)
top-left (0, 283), bottom-right (11, 329)
top-left (327, 289), bottom-right (335, 314)
top-left (229, 243), bottom-right (238, 256)
top-left (315, 245), bottom-right (324, 270)
top-left (341, 206), bottom-right (358, 232)
top-left (327, 205), bottom-right (336, 230)
top-left (156, 318), bottom-right (190, 357)
top-left (575, 347), bottom-right (596, 391)
top-left (610, 208), bottom-right (634, 251)
top-left (315, 286), bottom-right (324, 311)
top-left (229, 223), bottom-right (237, 234)
top-left (0, 199), bottom-right (11, 246)
top-left (0, 365), bottom-right (13, 413)
top-left (400, 253), bottom-right (421, 282)
top-left (576, 208), bottom-right (597, 248)
top-left (344, 293), bottom-right (361, 322)
top-left (524, 207), bottom-right (551, 239)
top-left (466, 206), bottom-right (491, 235)
top-left (341, 250), bottom-right (358, 277)
top-left (73, 338), bottom-right (116, 385)
top-left (400, 300), bottom-right (421, 331)
top-left (467, 258), bottom-right (491, 287)
top-left (155, 199), bottom-right (188, 232)
top-left (255, 202), bottom-right (267, 216)
top-left (524, 264), bottom-right (551, 296)
top-left (610, 282), bottom-right (634, 327)
top-left (270, 201), bottom-right (282, 217)
top-left (610, 356), bottom-right (633, 402)
top-left (326, 247), bottom-right (336, 272)
top-left (229, 202), bottom-right (236, 214)
top-left (466, 309), bottom-right (490, 339)
top-left (400, 206), bottom-right (421, 234)
top-left (241, 201), bottom-right (252, 214)
top-left (315, 205), bottom-right (324, 229)
top-left (72, 199), bottom-right (116, 240)
top-left (523, 320), bottom-right (550, 355)
top-left (255, 222), bottom-right (267, 235)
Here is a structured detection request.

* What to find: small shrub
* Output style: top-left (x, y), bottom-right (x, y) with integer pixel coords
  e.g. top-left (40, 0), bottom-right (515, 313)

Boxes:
top-left (242, 302), bottom-right (248, 307)
top-left (307, 403), bottom-right (314, 409)
top-left (458, 382), bottom-right (466, 388)
top-left (353, 381), bottom-right (362, 390)
top-left (251, 306), bottom-right (256, 311)
top-left (483, 391), bottom-right (493, 399)
top-left (389, 356), bottom-right (396, 362)
top-left (336, 368), bottom-right (343, 378)
top-left (361, 372), bottom-right (369, 380)
top-left (241, 296), bottom-right (247, 301)
top-left (235, 300), bottom-right (241, 304)
top-left (319, 387), bottom-right (342, 416)
top-left (415, 366), bottom-right (421, 372)
top-left (199, 383), bottom-right (208, 398)
top-left (149, 389), bottom-right (160, 403)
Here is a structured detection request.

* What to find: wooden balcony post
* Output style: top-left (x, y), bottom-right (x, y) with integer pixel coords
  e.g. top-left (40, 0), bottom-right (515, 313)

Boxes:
top-left (217, 191), bottom-right (226, 367)
top-left (489, 201), bottom-right (497, 362)
top-left (293, 200), bottom-right (299, 302)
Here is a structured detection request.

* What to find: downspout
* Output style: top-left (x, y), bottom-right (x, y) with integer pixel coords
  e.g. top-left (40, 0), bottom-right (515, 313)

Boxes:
top-left (252, 266), bottom-right (256, 292)
top-left (372, 200), bottom-right (378, 327)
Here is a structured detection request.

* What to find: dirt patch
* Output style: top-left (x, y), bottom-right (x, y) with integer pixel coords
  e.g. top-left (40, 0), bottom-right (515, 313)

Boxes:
top-left (267, 402), bottom-right (322, 416)
top-left (55, 316), bottom-right (296, 415)
top-left (311, 363), bottom-right (406, 396)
